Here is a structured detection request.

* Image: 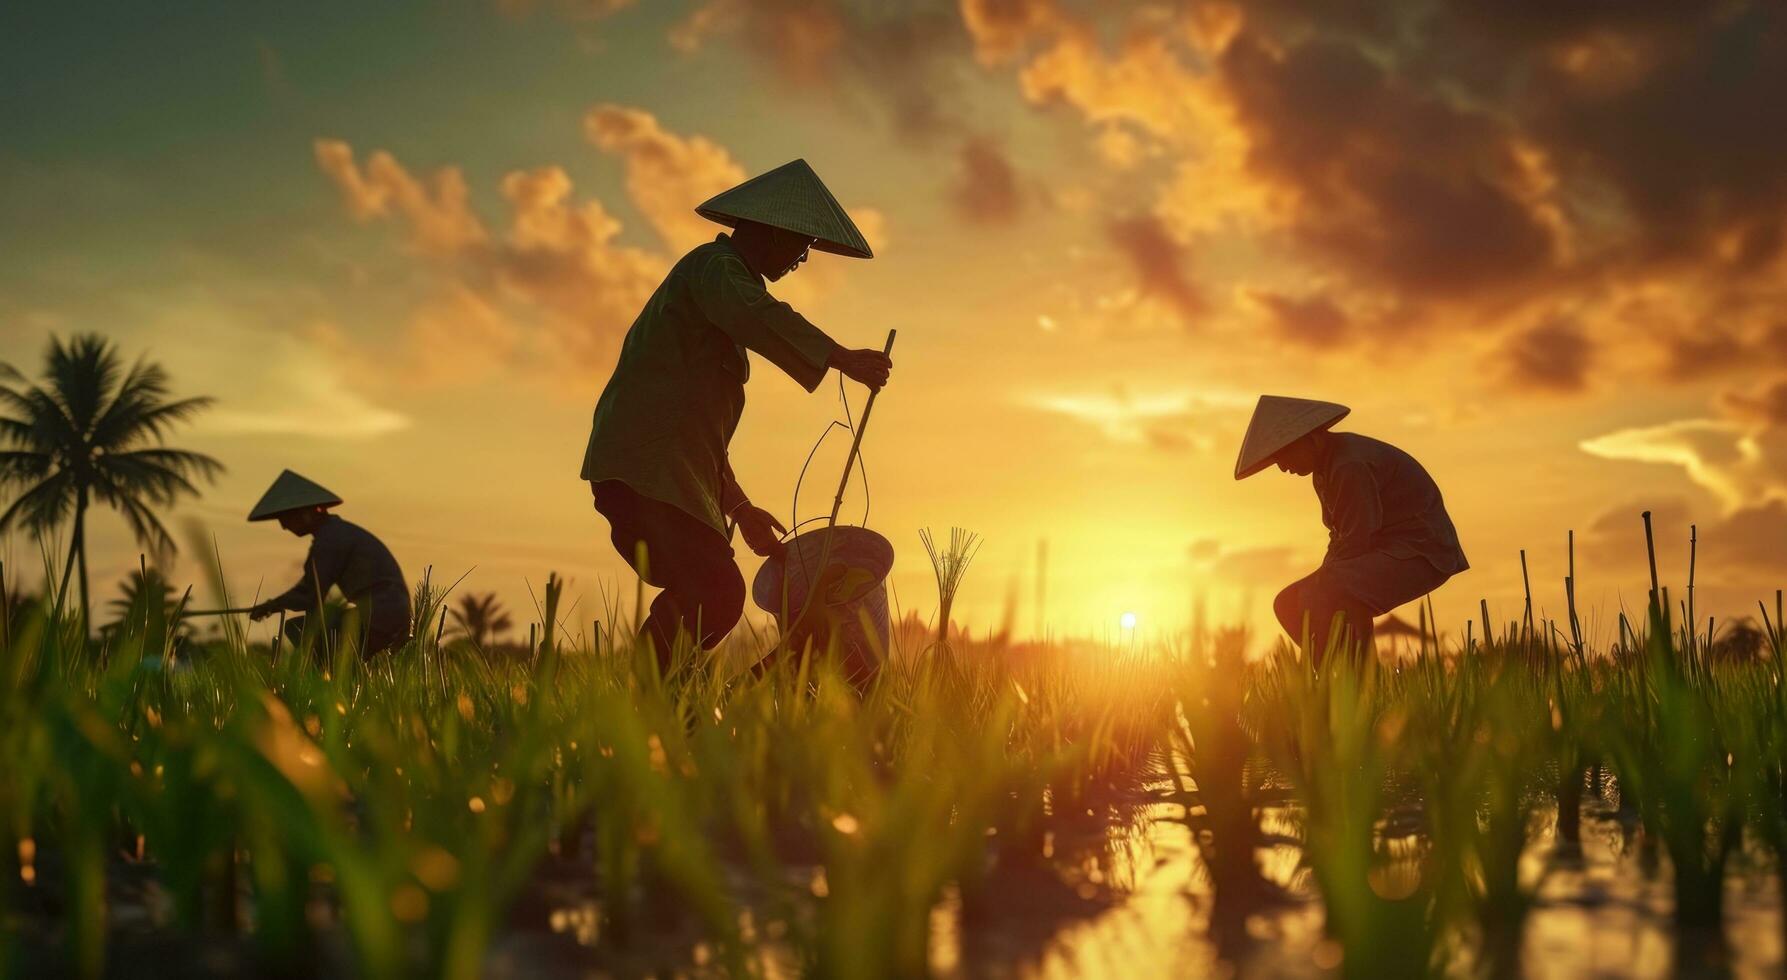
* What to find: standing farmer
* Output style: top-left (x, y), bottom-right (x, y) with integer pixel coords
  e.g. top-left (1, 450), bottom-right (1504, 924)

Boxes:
top-left (581, 159), bottom-right (893, 666)
top-left (1234, 396), bottom-right (1467, 662)
top-left (246, 470), bottom-right (412, 656)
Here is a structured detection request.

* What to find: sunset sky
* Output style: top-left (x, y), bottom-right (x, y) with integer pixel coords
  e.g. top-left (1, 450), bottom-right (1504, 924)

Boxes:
top-left (4, 0), bottom-right (1785, 646)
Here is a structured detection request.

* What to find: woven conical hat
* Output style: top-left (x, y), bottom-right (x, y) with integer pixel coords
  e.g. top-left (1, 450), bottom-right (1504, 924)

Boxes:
top-left (1233, 396), bottom-right (1350, 480)
top-left (695, 159), bottom-right (874, 259)
top-left (247, 470), bottom-right (342, 521)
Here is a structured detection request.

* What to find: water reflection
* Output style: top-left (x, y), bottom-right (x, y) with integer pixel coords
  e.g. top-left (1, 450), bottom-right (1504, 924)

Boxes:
top-left (504, 801), bottom-right (1781, 978)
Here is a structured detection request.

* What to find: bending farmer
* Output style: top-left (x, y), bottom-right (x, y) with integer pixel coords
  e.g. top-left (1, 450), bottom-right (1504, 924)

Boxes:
top-left (1233, 397), bottom-right (1467, 662)
top-left (580, 159), bottom-right (893, 666)
top-left (246, 470), bottom-right (412, 656)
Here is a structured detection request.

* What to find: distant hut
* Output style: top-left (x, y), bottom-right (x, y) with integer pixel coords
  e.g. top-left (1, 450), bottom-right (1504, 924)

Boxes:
top-left (1375, 613), bottom-right (1423, 659)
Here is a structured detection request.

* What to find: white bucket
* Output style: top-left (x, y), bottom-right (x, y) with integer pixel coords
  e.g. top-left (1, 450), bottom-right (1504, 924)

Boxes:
top-left (751, 526), bottom-right (893, 681)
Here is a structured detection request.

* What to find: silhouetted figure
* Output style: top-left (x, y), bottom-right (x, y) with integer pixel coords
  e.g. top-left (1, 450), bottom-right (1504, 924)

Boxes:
top-left (246, 470), bottom-right (411, 656)
top-left (1234, 397), bottom-right (1467, 663)
top-left (580, 159), bottom-right (892, 667)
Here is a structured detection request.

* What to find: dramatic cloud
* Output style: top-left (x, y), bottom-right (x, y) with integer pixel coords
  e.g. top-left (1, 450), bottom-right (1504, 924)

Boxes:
top-left (933, 1), bottom-right (1787, 394)
top-left (315, 138), bottom-right (665, 375)
top-left (1720, 376), bottom-right (1787, 429)
top-left (1218, 35), bottom-right (1560, 304)
top-left (314, 106), bottom-right (884, 382)
top-left (949, 136), bottom-right (1023, 225)
top-left (1580, 419), bottom-right (1787, 512)
top-left (1105, 215), bottom-right (1203, 323)
top-left (1499, 318), bottom-right (1595, 393)
top-left (1247, 288), bottom-right (1348, 349)
top-left (583, 104), bottom-right (746, 249)
top-left (313, 140), bottom-right (486, 257)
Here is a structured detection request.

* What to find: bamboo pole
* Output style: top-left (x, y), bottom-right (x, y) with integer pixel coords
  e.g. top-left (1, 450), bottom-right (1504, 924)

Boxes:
top-left (787, 330), bottom-right (897, 639)
top-left (1641, 510), bottom-right (1661, 623)
top-left (1686, 524), bottom-right (1698, 658)
top-left (1519, 549), bottom-right (1534, 645)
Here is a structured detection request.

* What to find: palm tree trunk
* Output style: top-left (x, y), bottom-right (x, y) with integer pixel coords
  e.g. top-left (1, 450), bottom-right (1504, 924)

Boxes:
top-left (62, 486), bottom-right (90, 636)
top-left (72, 487), bottom-right (90, 634)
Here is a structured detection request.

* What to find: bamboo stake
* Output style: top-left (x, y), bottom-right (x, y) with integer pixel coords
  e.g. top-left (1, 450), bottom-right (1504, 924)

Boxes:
top-left (787, 330), bottom-right (897, 640)
top-left (1519, 549), bottom-right (1534, 645)
top-left (1686, 524), bottom-right (1698, 658)
top-left (1641, 510), bottom-right (1661, 624)
top-left (1566, 530), bottom-right (1583, 656)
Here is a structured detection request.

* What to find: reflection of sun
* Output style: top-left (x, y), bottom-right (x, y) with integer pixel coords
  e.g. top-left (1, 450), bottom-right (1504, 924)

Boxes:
top-left (1120, 612), bottom-right (1137, 631)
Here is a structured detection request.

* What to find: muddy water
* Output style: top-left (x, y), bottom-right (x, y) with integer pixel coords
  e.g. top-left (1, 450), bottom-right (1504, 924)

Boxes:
top-left (917, 800), bottom-right (1784, 979)
top-left (495, 794), bottom-right (1781, 978)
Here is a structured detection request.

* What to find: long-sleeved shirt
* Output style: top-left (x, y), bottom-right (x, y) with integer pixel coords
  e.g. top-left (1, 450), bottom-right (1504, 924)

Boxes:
top-left (580, 234), bottom-right (837, 535)
top-left (266, 515), bottom-right (410, 631)
top-left (1313, 432), bottom-right (1469, 575)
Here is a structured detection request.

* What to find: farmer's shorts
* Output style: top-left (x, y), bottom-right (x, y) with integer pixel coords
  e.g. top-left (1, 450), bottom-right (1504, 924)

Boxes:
top-left (1317, 552), bottom-right (1451, 615)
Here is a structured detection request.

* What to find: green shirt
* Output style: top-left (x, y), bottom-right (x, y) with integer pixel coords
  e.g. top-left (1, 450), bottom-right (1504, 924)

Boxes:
top-left (580, 235), bottom-right (837, 535)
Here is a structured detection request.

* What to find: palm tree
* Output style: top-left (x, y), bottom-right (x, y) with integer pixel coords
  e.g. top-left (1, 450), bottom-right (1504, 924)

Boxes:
top-left (0, 334), bottom-right (222, 629)
top-left (105, 566), bottom-right (181, 633)
top-left (451, 592), bottom-right (512, 651)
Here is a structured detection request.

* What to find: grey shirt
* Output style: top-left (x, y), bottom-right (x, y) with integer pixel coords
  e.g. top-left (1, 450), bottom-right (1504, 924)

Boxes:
top-left (1314, 433), bottom-right (1469, 575)
top-left (267, 515), bottom-right (410, 631)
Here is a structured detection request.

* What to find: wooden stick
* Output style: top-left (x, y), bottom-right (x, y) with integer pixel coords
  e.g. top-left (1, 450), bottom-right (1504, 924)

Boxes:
top-left (1686, 524), bottom-right (1697, 658)
top-left (788, 330), bottom-right (898, 638)
top-left (826, 330), bottom-right (897, 528)
top-left (1480, 598), bottom-right (1492, 648)
top-left (1519, 549), bottom-right (1534, 644)
top-left (180, 607), bottom-right (257, 617)
top-left (1641, 510), bottom-right (1660, 622)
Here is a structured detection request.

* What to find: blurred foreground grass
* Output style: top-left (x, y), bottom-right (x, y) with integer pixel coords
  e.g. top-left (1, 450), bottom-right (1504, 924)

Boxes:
top-left (0, 549), bottom-right (1783, 978)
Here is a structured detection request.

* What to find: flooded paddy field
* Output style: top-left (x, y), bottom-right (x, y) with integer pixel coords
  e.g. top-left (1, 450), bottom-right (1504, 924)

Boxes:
top-left (4, 594), bottom-right (1785, 979)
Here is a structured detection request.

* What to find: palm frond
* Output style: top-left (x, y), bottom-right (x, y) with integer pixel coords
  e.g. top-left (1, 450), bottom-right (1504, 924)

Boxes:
top-left (45, 334), bottom-right (122, 434)
top-left (0, 468), bottom-right (75, 536)
top-left (0, 449), bottom-right (54, 487)
top-left (96, 448), bottom-right (224, 502)
top-left (109, 492), bottom-right (177, 559)
top-left (94, 394), bottom-right (216, 449)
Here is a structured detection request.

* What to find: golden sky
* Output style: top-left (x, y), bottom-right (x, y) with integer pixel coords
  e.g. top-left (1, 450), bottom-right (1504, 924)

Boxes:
top-left (3, 0), bottom-right (1785, 644)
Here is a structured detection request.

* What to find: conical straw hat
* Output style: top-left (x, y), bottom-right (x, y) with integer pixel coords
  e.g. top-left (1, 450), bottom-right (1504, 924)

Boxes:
top-left (695, 159), bottom-right (874, 259)
top-left (247, 470), bottom-right (342, 521)
top-left (1233, 395), bottom-right (1350, 480)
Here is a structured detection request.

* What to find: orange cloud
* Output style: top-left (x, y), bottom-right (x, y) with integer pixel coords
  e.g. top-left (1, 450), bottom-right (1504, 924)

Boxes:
top-left (949, 137), bottom-right (1024, 224)
top-left (313, 140), bottom-right (486, 257)
top-left (315, 107), bottom-right (881, 382)
top-left (583, 105), bottom-right (747, 249)
top-left (1499, 318), bottom-right (1595, 393)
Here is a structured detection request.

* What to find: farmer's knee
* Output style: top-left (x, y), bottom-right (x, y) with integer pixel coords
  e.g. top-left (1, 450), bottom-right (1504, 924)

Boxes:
top-left (1273, 583), bottom-right (1304, 634)
top-left (707, 568), bottom-right (745, 636)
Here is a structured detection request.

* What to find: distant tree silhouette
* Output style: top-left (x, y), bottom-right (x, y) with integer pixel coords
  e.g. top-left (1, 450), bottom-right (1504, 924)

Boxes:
top-left (0, 334), bottom-right (222, 630)
top-left (106, 565), bottom-right (178, 627)
top-left (452, 591), bottom-right (512, 651)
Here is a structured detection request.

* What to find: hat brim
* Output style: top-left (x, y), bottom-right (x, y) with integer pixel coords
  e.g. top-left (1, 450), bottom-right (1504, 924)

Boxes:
top-left (248, 501), bottom-right (340, 522)
top-left (1234, 408), bottom-right (1349, 480)
top-left (696, 209), bottom-right (873, 259)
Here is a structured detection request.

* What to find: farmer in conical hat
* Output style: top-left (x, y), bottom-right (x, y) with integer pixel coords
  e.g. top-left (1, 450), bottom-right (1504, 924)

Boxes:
top-left (1234, 397), bottom-right (1468, 662)
top-left (245, 470), bottom-right (412, 656)
top-left (580, 159), bottom-right (893, 666)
